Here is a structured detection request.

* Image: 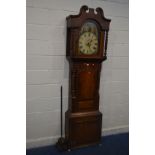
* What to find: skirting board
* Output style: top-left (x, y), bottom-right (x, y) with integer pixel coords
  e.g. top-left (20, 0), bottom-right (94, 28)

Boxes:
top-left (26, 125), bottom-right (129, 149)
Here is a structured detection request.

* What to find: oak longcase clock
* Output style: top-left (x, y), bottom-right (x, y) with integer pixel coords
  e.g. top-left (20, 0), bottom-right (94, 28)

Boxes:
top-left (65, 5), bottom-right (111, 149)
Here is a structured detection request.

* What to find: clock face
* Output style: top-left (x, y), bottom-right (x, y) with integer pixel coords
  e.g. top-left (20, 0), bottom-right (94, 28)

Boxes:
top-left (79, 32), bottom-right (98, 55)
top-left (78, 22), bottom-right (98, 55)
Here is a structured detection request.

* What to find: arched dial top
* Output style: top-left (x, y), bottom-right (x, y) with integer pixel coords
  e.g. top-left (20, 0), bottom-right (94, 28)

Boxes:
top-left (79, 22), bottom-right (98, 55)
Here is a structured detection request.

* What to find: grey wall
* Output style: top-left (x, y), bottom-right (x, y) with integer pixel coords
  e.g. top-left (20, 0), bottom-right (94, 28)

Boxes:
top-left (26, 0), bottom-right (129, 148)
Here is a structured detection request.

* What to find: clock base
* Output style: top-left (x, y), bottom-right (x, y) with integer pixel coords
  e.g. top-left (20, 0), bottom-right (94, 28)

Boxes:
top-left (65, 111), bottom-right (102, 149)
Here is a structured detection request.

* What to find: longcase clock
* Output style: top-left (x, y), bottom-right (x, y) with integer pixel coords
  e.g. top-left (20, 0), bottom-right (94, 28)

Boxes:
top-left (65, 5), bottom-right (111, 149)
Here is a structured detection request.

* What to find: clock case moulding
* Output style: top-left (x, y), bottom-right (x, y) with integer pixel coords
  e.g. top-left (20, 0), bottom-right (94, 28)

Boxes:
top-left (56, 5), bottom-right (111, 151)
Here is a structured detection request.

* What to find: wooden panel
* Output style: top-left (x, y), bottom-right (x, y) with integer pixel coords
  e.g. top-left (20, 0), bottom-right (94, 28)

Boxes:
top-left (70, 62), bottom-right (101, 112)
top-left (72, 62), bottom-right (100, 99)
top-left (68, 112), bottom-right (102, 148)
top-left (78, 100), bottom-right (95, 110)
top-left (78, 70), bottom-right (96, 99)
top-left (71, 98), bottom-right (99, 112)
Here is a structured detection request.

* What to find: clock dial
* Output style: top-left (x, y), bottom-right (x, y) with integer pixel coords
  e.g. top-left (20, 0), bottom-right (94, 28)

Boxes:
top-left (78, 21), bottom-right (98, 55)
top-left (79, 32), bottom-right (98, 55)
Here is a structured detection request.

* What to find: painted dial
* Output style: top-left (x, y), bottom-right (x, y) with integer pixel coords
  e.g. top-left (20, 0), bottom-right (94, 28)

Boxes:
top-left (79, 32), bottom-right (98, 55)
